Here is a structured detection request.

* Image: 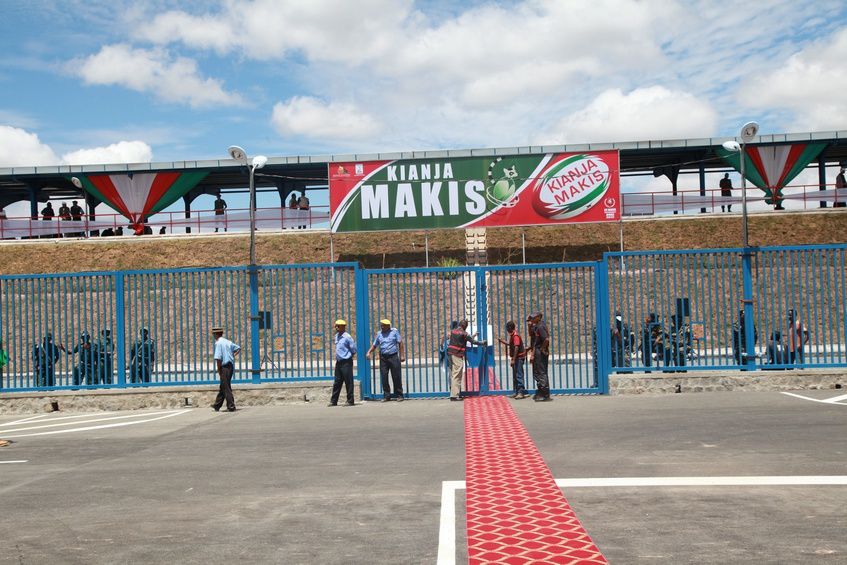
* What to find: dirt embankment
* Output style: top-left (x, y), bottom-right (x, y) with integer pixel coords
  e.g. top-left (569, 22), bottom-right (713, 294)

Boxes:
top-left (1, 210), bottom-right (845, 275)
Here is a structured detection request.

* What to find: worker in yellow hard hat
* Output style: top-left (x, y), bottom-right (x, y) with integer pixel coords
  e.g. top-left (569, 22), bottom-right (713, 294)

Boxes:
top-left (366, 318), bottom-right (405, 402)
top-left (329, 318), bottom-right (356, 406)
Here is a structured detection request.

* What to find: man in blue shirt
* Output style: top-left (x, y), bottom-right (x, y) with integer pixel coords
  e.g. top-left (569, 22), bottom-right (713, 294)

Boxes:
top-left (366, 319), bottom-right (405, 402)
top-left (329, 319), bottom-right (357, 406)
top-left (212, 326), bottom-right (241, 412)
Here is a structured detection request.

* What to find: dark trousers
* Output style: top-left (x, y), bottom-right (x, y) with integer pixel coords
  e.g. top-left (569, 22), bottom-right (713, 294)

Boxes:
top-left (512, 357), bottom-right (526, 394)
top-left (532, 352), bottom-right (549, 397)
top-left (789, 347), bottom-right (805, 366)
top-left (380, 353), bottom-right (403, 398)
top-left (213, 362), bottom-right (235, 410)
top-left (331, 358), bottom-right (355, 405)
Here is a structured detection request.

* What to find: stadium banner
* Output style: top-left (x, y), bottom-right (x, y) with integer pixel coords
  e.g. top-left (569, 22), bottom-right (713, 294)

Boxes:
top-left (329, 151), bottom-right (620, 233)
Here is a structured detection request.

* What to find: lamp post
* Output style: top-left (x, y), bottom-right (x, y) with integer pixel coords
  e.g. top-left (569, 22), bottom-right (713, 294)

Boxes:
top-left (722, 121), bottom-right (759, 248)
top-left (722, 122), bottom-right (759, 370)
top-left (227, 146), bottom-right (267, 384)
top-left (227, 146), bottom-right (267, 265)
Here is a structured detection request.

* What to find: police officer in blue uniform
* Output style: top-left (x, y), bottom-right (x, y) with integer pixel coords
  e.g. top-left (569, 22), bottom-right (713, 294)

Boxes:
top-left (72, 331), bottom-right (95, 385)
top-left (329, 319), bottom-right (357, 406)
top-left (367, 319), bottom-right (406, 401)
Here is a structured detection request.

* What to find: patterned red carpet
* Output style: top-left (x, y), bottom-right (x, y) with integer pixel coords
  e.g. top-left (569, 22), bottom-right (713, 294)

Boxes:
top-left (464, 396), bottom-right (607, 564)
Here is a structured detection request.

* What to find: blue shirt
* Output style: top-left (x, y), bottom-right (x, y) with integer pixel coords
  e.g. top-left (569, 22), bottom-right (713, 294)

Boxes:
top-left (335, 331), bottom-right (356, 360)
top-left (373, 328), bottom-right (402, 355)
top-left (214, 337), bottom-right (240, 365)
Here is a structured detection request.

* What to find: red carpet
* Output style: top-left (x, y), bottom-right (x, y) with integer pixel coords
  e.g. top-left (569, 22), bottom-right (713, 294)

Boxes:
top-left (464, 396), bottom-right (607, 564)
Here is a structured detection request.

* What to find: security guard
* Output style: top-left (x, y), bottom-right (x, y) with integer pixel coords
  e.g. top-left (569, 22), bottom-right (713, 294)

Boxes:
top-left (446, 319), bottom-right (485, 401)
top-left (130, 327), bottom-right (156, 383)
top-left (72, 331), bottom-right (95, 385)
top-left (528, 312), bottom-right (551, 401)
top-left (329, 319), bottom-right (357, 406)
top-left (95, 328), bottom-right (114, 384)
top-left (366, 319), bottom-right (405, 401)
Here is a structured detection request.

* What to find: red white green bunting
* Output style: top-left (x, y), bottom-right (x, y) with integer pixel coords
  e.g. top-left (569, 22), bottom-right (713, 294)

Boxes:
top-left (717, 143), bottom-right (827, 203)
top-left (71, 171), bottom-right (208, 231)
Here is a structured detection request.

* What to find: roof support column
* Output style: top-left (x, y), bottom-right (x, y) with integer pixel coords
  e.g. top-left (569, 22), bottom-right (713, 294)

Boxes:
top-left (818, 156), bottom-right (827, 208)
top-left (699, 163), bottom-right (706, 214)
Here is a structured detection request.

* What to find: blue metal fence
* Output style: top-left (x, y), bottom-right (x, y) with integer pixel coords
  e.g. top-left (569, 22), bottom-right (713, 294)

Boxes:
top-left (2, 243), bottom-right (845, 395)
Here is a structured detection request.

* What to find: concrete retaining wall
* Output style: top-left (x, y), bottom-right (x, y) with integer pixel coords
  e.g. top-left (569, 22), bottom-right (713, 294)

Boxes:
top-left (611, 369), bottom-right (846, 395)
top-left (0, 381), bottom-right (353, 415)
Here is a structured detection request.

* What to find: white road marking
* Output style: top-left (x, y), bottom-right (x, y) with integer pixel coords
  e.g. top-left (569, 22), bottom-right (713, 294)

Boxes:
top-left (437, 476), bottom-right (847, 564)
top-left (0, 460), bottom-right (28, 464)
top-left (437, 481), bottom-right (463, 565)
top-left (0, 410), bottom-right (183, 434)
top-left (781, 392), bottom-right (847, 405)
top-left (2, 409), bottom-right (192, 438)
top-left (0, 412), bottom-right (118, 428)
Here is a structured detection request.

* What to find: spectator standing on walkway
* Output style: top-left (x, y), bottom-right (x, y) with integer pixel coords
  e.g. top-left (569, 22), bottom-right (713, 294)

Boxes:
top-left (497, 320), bottom-right (527, 399)
top-left (528, 312), bottom-right (552, 401)
top-left (214, 194), bottom-right (227, 232)
top-left (58, 202), bottom-right (71, 220)
top-left (211, 326), bottom-right (240, 412)
top-left (787, 309), bottom-right (809, 366)
top-left (367, 319), bottom-right (405, 402)
top-left (297, 192), bottom-right (310, 229)
top-left (835, 166), bottom-right (846, 208)
top-left (41, 202), bottom-right (55, 238)
top-left (731, 309), bottom-right (758, 370)
top-left (446, 319), bottom-right (485, 401)
top-left (329, 319), bottom-right (356, 406)
top-left (288, 192), bottom-right (298, 209)
top-left (719, 173), bottom-right (733, 212)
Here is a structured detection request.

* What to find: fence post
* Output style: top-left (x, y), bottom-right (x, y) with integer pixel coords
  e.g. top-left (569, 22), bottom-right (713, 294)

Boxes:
top-left (475, 268), bottom-right (489, 393)
top-left (249, 266), bottom-right (261, 383)
top-left (115, 272), bottom-right (127, 386)
top-left (594, 260), bottom-right (611, 394)
top-left (742, 249), bottom-right (756, 369)
top-left (354, 265), bottom-right (372, 399)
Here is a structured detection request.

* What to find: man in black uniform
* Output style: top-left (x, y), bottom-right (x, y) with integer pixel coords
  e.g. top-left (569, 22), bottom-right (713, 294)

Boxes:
top-left (130, 327), bottom-right (156, 383)
top-left (528, 312), bottom-right (551, 401)
top-left (33, 333), bottom-right (64, 387)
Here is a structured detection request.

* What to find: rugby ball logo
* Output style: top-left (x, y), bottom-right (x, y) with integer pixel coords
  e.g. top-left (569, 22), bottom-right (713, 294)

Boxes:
top-left (531, 154), bottom-right (610, 220)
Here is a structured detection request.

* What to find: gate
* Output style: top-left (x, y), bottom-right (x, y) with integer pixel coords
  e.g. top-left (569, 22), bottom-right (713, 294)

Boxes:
top-left (360, 262), bottom-right (606, 399)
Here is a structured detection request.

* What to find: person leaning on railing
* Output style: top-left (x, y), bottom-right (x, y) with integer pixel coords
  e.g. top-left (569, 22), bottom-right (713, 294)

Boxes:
top-left (835, 166), bottom-right (847, 208)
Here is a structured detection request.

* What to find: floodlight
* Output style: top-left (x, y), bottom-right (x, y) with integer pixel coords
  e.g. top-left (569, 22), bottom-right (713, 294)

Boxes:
top-left (722, 141), bottom-right (741, 152)
top-left (70, 176), bottom-right (83, 189)
top-left (228, 145), bottom-right (247, 162)
top-left (740, 121), bottom-right (759, 143)
top-left (252, 155), bottom-right (268, 169)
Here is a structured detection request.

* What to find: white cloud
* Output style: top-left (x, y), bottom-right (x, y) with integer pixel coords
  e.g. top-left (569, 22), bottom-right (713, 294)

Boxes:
top-left (0, 125), bottom-right (59, 166)
top-left (539, 86), bottom-right (718, 144)
top-left (271, 97), bottom-right (381, 141)
top-left (0, 125), bottom-right (152, 167)
top-left (69, 43), bottom-right (243, 108)
top-left (62, 140), bottom-right (153, 165)
top-left (738, 28), bottom-right (847, 131)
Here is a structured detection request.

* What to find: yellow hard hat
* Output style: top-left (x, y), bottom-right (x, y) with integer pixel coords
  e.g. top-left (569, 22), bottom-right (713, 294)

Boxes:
top-left (379, 319), bottom-right (391, 326)
top-left (335, 319), bottom-right (347, 326)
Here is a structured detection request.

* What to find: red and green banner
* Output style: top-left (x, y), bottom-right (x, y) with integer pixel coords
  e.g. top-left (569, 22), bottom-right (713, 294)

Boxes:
top-left (329, 151), bottom-right (620, 233)
top-left (716, 143), bottom-right (827, 203)
top-left (71, 171), bottom-right (208, 232)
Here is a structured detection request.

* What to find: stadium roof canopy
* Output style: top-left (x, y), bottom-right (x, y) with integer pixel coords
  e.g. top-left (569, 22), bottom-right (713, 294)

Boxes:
top-left (1, 130), bottom-right (846, 209)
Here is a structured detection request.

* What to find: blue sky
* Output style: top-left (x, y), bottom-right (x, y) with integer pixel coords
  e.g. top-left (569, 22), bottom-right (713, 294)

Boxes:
top-left (1, 0), bottom-right (846, 216)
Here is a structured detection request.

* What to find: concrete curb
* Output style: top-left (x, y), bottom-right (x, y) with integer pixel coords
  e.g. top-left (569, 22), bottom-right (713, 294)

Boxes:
top-left (611, 368), bottom-right (846, 395)
top-left (0, 380), bottom-right (359, 414)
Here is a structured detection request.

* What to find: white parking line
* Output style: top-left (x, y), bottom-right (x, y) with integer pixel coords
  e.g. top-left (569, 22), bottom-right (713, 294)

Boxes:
top-left (437, 476), bottom-right (847, 565)
top-left (1, 409), bottom-right (192, 438)
top-left (0, 460), bottom-right (28, 464)
top-left (781, 392), bottom-right (847, 405)
top-left (0, 412), bottom-right (118, 428)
